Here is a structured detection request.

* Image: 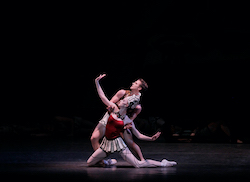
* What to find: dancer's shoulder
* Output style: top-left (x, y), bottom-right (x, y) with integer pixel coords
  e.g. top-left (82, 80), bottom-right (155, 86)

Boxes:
top-left (116, 89), bottom-right (127, 97)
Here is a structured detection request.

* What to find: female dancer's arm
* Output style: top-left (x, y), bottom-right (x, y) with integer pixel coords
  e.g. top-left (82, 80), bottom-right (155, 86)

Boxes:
top-left (123, 117), bottom-right (161, 141)
top-left (131, 122), bottom-right (161, 141)
top-left (95, 74), bottom-right (116, 108)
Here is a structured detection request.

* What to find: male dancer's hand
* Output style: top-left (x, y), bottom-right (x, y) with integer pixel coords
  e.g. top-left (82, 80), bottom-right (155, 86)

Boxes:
top-left (106, 105), bottom-right (114, 114)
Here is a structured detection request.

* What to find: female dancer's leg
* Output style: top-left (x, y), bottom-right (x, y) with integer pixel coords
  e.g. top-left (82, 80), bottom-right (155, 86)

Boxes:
top-left (87, 148), bottom-right (107, 166)
top-left (119, 148), bottom-right (176, 168)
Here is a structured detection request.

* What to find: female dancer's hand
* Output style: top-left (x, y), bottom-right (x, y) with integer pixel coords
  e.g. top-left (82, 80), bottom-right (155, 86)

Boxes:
top-left (151, 131), bottom-right (161, 141)
top-left (95, 74), bottom-right (106, 82)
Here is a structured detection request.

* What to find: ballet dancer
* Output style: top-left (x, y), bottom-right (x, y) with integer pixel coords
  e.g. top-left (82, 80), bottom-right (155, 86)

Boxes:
top-left (87, 74), bottom-right (177, 168)
top-left (90, 75), bottom-right (156, 162)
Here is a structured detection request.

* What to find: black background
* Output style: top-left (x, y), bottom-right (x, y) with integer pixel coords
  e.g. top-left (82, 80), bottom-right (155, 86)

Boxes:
top-left (3, 1), bottom-right (250, 139)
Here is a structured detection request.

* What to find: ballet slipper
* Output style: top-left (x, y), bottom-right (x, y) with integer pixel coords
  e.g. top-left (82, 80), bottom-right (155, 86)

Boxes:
top-left (103, 159), bottom-right (117, 166)
top-left (161, 159), bottom-right (177, 167)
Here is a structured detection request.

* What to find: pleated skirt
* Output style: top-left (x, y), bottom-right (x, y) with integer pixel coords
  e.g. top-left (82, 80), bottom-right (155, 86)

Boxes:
top-left (100, 137), bottom-right (127, 153)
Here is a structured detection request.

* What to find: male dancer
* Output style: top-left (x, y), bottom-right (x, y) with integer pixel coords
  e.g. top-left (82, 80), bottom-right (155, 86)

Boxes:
top-left (90, 76), bottom-right (158, 162)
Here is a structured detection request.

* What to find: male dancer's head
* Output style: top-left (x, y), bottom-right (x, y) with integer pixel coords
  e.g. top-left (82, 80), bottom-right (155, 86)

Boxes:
top-left (130, 78), bottom-right (148, 94)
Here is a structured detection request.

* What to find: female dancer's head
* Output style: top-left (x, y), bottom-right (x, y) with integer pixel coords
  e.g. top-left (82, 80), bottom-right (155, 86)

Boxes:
top-left (117, 97), bottom-right (129, 109)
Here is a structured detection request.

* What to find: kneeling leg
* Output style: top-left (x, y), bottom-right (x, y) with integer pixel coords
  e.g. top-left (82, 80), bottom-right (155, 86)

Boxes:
top-left (87, 148), bottom-right (107, 166)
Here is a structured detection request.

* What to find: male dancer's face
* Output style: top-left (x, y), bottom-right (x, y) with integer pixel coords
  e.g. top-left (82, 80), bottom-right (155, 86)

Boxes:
top-left (130, 80), bottom-right (142, 92)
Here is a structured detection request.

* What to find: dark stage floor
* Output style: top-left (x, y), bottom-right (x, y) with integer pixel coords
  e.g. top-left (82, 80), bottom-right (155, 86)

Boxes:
top-left (1, 138), bottom-right (250, 181)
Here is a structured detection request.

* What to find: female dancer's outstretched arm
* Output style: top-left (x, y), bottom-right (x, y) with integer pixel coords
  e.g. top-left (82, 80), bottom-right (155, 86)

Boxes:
top-left (123, 117), bottom-right (161, 141)
top-left (95, 74), bottom-right (116, 109)
top-left (131, 123), bottom-right (161, 141)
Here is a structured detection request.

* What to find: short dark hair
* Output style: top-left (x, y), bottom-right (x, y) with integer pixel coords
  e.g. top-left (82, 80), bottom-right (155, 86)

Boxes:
top-left (138, 78), bottom-right (148, 92)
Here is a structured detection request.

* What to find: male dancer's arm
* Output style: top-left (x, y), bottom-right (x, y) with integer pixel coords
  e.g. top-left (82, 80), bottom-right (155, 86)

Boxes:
top-left (109, 90), bottom-right (142, 120)
top-left (110, 89), bottom-right (126, 103)
top-left (129, 104), bottom-right (142, 120)
top-left (106, 89), bottom-right (126, 113)
top-left (111, 93), bottom-right (149, 139)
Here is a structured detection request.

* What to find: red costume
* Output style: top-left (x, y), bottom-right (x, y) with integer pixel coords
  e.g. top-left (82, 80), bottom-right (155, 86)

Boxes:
top-left (105, 114), bottom-right (124, 140)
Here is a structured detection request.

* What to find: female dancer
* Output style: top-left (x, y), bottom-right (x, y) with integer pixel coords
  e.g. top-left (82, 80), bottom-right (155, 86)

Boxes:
top-left (91, 76), bottom-right (156, 162)
top-left (87, 74), bottom-right (177, 168)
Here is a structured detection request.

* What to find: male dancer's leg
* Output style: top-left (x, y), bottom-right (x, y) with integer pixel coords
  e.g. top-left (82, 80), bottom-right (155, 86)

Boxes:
top-left (90, 123), bottom-right (105, 151)
top-left (123, 130), bottom-right (145, 161)
top-left (87, 148), bottom-right (107, 166)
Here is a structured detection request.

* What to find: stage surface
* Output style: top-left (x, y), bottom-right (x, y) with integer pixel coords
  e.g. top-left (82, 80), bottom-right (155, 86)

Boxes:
top-left (1, 138), bottom-right (249, 181)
